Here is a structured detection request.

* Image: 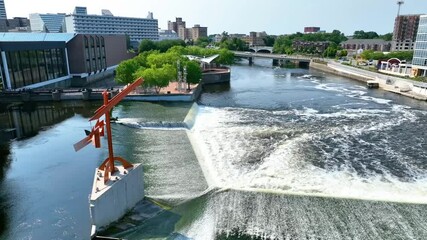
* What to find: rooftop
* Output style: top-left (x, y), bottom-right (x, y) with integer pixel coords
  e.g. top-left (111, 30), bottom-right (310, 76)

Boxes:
top-left (0, 33), bottom-right (76, 42)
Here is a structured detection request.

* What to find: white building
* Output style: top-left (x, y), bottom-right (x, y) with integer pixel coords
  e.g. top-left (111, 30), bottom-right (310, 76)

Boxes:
top-left (412, 15), bottom-right (427, 77)
top-left (64, 7), bottom-right (158, 42)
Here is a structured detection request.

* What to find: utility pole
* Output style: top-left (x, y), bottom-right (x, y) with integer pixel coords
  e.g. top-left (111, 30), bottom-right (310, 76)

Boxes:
top-left (397, 0), bottom-right (404, 16)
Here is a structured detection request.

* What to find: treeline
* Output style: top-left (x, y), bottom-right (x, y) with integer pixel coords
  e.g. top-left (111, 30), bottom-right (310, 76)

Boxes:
top-left (273, 30), bottom-right (347, 57)
top-left (360, 50), bottom-right (413, 61)
top-left (353, 30), bottom-right (393, 41)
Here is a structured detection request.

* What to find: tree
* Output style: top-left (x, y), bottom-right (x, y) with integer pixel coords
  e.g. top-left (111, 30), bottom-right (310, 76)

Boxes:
top-left (263, 35), bottom-right (276, 47)
top-left (195, 37), bottom-right (210, 48)
top-left (115, 59), bottom-right (140, 84)
top-left (216, 49), bottom-right (235, 65)
top-left (125, 35), bottom-right (132, 50)
top-left (147, 51), bottom-right (182, 68)
top-left (379, 33), bottom-right (393, 41)
top-left (185, 60), bottom-right (202, 90)
top-left (323, 43), bottom-right (338, 58)
top-left (135, 64), bottom-right (176, 93)
top-left (139, 39), bottom-right (156, 53)
top-left (220, 31), bottom-right (229, 42)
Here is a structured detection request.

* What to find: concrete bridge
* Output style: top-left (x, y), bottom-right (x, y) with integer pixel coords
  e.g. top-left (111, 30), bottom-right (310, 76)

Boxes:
top-left (248, 46), bottom-right (273, 53)
top-left (233, 51), bottom-right (312, 67)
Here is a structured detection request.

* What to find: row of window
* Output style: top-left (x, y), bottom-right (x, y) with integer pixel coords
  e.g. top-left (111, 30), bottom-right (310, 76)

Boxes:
top-left (414, 41), bottom-right (427, 50)
top-left (2, 49), bottom-right (67, 89)
top-left (412, 58), bottom-right (427, 66)
top-left (417, 25), bottom-right (427, 34)
top-left (419, 17), bottom-right (427, 26)
top-left (416, 33), bottom-right (427, 41)
top-left (73, 17), bottom-right (157, 24)
top-left (414, 49), bottom-right (427, 58)
top-left (84, 36), bottom-right (107, 73)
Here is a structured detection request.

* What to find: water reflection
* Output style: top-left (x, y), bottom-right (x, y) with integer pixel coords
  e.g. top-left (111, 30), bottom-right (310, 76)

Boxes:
top-left (0, 101), bottom-right (100, 240)
top-left (0, 143), bottom-right (11, 237)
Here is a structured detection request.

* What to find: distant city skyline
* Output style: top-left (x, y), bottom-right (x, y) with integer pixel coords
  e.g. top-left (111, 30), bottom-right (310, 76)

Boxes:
top-left (4, 0), bottom-right (427, 36)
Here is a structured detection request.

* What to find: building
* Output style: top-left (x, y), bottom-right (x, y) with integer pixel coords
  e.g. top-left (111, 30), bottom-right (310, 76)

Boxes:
top-left (412, 15), bottom-right (427, 77)
top-left (241, 32), bottom-right (267, 46)
top-left (191, 24), bottom-right (207, 41)
top-left (0, 33), bottom-right (134, 90)
top-left (168, 17), bottom-right (207, 41)
top-left (0, 0), bottom-right (6, 20)
top-left (293, 41), bottom-right (330, 53)
top-left (168, 17), bottom-right (185, 34)
top-left (65, 7), bottom-right (158, 42)
top-left (158, 29), bottom-right (179, 41)
top-left (0, 17), bottom-right (31, 32)
top-left (392, 15), bottom-right (421, 51)
top-left (341, 39), bottom-right (391, 53)
top-left (29, 13), bottom-right (66, 33)
top-left (304, 27), bottom-right (320, 33)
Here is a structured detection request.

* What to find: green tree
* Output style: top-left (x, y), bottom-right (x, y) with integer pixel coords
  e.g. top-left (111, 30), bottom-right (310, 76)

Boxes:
top-left (323, 43), bottom-right (338, 58)
top-left (147, 51), bottom-right (182, 68)
top-left (185, 60), bottom-right (202, 90)
top-left (263, 35), bottom-right (276, 47)
top-left (220, 31), bottom-right (229, 43)
top-left (216, 49), bottom-right (235, 65)
top-left (139, 39), bottom-right (156, 53)
top-left (156, 39), bottom-right (186, 52)
top-left (195, 37), bottom-right (211, 48)
top-left (115, 59), bottom-right (140, 84)
top-left (125, 35), bottom-right (132, 50)
top-left (135, 64), bottom-right (176, 93)
top-left (379, 33), bottom-right (393, 41)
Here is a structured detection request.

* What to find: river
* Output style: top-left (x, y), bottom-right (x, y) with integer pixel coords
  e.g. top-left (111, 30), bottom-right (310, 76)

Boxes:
top-left (0, 59), bottom-right (427, 239)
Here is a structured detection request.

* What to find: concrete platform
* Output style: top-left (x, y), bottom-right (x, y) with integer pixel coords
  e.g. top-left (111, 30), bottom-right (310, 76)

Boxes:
top-left (90, 164), bottom-right (144, 235)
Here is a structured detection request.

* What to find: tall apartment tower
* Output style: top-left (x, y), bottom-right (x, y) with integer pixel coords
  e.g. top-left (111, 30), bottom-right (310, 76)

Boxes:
top-left (65, 7), bottom-right (159, 42)
top-left (392, 15), bottom-right (421, 51)
top-left (412, 15), bottom-right (427, 77)
top-left (0, 0), bottom-right (7, 20)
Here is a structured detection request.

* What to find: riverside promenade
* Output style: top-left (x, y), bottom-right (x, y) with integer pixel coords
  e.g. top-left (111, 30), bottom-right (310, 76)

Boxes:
top-left (310, 60), bottom-right (427, 101)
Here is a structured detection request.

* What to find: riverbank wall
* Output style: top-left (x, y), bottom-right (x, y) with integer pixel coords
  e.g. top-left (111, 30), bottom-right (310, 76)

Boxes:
top-left (0, 67), bottom-right (231, 103)
top-left (310, 61), bottom-right (427, 101)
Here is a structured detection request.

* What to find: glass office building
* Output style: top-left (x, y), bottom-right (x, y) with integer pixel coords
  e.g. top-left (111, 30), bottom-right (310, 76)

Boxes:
top-left (0, 33), bottom-right (74, 90)
top-left (29, 13), bottom-right (66, 33)
top-left (412, 15), bottom-right (427, 77)
top-left (1, 48), bottom-right (67, 89)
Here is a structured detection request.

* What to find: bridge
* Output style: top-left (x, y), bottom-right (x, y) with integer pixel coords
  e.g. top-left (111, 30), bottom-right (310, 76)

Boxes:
top-left (248, 46), bottom-right (273, 53)
top-left (233, 51), bottom-right (312, 67)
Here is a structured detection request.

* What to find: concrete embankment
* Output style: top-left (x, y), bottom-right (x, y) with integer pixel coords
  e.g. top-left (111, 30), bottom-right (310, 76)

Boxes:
top-left (310, 61), bottom-right (427, 101)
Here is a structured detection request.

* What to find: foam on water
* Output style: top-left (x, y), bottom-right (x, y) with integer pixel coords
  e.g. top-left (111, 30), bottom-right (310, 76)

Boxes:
top-left (189, 102), bottom-right (427, 204)
top-left (116, 118), bottom-right (189, 130)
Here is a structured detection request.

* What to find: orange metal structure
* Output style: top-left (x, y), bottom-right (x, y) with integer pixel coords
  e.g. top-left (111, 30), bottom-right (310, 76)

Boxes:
top-left (74, 78), bottom-right (144, 183)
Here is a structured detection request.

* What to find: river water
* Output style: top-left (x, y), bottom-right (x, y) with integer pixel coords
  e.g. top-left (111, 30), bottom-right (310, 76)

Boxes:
top-left (1, 59), bottom-right (427, 239)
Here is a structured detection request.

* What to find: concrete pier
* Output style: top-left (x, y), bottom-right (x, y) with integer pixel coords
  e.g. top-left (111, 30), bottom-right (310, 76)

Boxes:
top-left (89, 164), bottom-right (144, 235)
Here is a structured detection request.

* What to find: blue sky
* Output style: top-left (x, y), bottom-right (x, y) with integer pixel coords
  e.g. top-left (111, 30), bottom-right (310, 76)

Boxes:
top-left (5, 0), bottom-right (427, 35)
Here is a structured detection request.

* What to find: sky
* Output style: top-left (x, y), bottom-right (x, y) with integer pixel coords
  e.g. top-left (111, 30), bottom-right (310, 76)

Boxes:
top-left (4, 0), bottom-right (427, 36)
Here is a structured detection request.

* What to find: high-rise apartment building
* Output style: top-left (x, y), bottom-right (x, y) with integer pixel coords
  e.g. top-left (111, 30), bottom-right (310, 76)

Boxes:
top-left (412, 15), bottom-right (427, 77)
top-left (65, 7), bottom-right (158, 42)
top-left (192, 24), bottom-right (207, 41)
top-left (392, 14), bottom-right (421, 51)
top-left (168, 17), bottom-right (207, 41)
top-left (0, 0), bottom-right (7, 20)
top-left (29, 13), bottom-right (66, 33)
